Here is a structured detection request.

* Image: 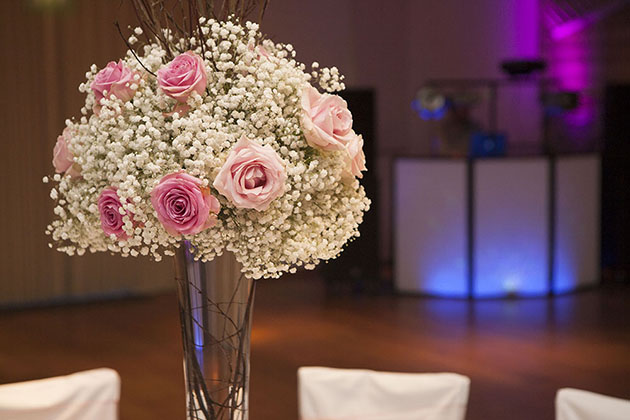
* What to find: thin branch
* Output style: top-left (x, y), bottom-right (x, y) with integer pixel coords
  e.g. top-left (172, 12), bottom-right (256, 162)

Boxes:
top-left (258, 0), bottom-right (269, 23)
top-left (115, 21), bottom-right (157, 77)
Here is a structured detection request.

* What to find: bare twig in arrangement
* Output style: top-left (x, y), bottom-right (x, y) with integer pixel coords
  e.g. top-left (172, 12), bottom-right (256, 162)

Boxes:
top-left (175, 245), bottom-right (256, 420)
top-left (125, 0), bottom-right (270, 57)
top-left (258, 0), bottom-right (269, 24)
top-left (115, 21), bottom-right (157, 77)
top-left (228, 278), bottom-right (256, 415)
top-left (120, 0), bottom-right (270, 78)
top-left (178, 276), bottom-right (215, 419)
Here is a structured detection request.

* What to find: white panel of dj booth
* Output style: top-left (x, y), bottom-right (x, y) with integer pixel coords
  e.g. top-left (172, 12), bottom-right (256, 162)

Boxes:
top-left (473, 159), bottom-right (550, 297)
top-left (393, 155), bottom-right (600, 297)
top-left (394, 159), bottom-right (468, 296)
top-left (554, 155), bottom-right (600, 292)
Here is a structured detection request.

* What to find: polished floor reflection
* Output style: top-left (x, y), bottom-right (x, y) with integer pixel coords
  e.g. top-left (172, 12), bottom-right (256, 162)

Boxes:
top-left (0, 274), bottom-right (628, 420)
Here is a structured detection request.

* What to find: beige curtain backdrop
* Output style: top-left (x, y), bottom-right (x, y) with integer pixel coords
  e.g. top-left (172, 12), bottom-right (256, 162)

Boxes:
top-left (0, 1), bottom-right (172, 306)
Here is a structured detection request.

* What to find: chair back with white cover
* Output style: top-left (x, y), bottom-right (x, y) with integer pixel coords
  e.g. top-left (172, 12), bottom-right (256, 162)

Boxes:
top-left (0, 368), bottom-right (120, 420)
top-left (556, 388), bottom-right (630, 420)
top-left (298, 367), bottom-right (470, 420)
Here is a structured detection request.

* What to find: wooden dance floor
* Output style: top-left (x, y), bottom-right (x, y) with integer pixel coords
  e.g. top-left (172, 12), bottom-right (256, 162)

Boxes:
top-left (0, 273), bottom-right (629, 420)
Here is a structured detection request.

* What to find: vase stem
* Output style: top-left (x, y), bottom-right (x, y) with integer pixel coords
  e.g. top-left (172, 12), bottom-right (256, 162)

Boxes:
top-left (175, 241), bottom-right (255, 420)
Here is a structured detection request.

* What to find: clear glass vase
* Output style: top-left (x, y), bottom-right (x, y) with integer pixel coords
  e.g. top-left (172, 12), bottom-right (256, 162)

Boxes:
top-left (174, 241), bottom-right (255, 420)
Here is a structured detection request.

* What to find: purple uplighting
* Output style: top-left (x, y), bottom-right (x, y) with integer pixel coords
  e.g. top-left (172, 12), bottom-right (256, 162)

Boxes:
top-left (548, 1), bottom-right (630, 40)
top-left (542, 0), bottom-right (604, 142)
top-left (550, 17), bottom-right (593, 40)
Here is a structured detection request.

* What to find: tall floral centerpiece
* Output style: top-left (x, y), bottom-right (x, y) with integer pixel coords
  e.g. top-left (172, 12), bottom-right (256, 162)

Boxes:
top-left (45, 1), bottom-right (369, 419)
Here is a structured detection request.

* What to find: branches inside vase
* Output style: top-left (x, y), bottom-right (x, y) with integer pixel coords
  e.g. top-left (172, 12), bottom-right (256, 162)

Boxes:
top-left (175, 244), bottom-right (256, 420)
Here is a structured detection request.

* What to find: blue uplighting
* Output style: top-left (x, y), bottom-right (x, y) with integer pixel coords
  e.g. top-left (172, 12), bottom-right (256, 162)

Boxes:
top-left (411, 98), bottom-right (449, 121)
top-left (394, 156), bottom-right (599, 299)
top-left (417, 257), bottom-right (468, 298)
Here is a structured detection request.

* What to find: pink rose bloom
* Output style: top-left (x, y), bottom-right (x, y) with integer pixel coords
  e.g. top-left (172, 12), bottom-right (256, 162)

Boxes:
top-left (90, 60), bottom-right (138, 106)
top-left (213, 136), bottom-right (287, 212)
top-left (151, 172), bottom-right (220, 236)
top-left (98, 188), bottom-right (131, 239)
top-left (52, 127), bottom-right (81, 177)
top-left (300, 86), bottom-right (355, 152)
top-left (343, 135), bottom-right (367, 179)
top-left (157, 51), bottom-right (207, 103)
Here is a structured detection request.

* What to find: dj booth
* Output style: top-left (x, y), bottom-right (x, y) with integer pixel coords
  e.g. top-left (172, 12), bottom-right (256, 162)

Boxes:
top-left (394, 154), bottom-right (600, 298)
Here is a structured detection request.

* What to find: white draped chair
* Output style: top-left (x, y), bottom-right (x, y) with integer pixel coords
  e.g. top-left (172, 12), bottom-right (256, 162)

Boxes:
top-left (0, 368), bottom-right (120, 420)
top-left (298, 367), bottom-right (470, 420)
top-left (556, 388), bottom-right (630, 420)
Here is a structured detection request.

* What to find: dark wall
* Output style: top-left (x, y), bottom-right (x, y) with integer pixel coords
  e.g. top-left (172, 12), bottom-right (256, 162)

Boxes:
top-left (602, 85), bottom-right (630, 281)
top-left (319, 89), bottom-right (387, 293)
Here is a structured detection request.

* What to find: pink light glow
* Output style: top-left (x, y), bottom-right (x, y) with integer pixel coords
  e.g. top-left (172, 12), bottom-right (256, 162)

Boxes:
top-left (550, 1), bottom-right (630, 40)
top-left (544, 0), bottom-right (599, 140)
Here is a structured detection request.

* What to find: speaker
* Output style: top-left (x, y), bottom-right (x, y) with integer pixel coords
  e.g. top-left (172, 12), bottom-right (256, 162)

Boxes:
top-left (319, 89), bottom-right (384, 294)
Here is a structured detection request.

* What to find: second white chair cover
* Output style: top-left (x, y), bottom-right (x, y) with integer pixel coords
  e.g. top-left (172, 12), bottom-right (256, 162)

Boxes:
top-left (298, 367), bottom-right (470, 420)
top-left (556, 388), bottom-right (630, 420)
top-left (0, 368), bottom-right (121, 420)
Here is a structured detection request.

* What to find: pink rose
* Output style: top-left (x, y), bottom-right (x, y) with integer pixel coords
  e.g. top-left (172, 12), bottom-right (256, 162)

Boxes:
top-left (98, 188), bottom-right (131, 239)
top-left (52, 127), bottom-right (81, 177)
top-left (90, 60), bottom-right (138, 107)
top-left (151, 172), bottom-right (220, 236)
top-left (300, 86), bottom-right (356, 152)
top-left (213, 136), bottom-right (287, 212)
top-left (343, 135), bottom-right (367, 179)
top-left (157, 52), bottom-right (207, 103)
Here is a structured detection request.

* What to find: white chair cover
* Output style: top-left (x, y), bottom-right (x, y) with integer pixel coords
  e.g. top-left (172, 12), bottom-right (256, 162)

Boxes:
top-left (556, 388), bottom-right (630, 420)
top-left (298, 367), bottom-right (470, 420)
top-left (0, 368), bottom-right (120, 420)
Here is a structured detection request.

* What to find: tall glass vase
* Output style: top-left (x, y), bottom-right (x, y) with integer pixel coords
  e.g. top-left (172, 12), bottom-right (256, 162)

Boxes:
top-left (174, 241), bottom-right (256, 420)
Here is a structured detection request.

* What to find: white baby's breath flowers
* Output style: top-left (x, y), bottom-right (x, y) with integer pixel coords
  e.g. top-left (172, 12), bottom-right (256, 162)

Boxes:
top-left (46, 18), bottom-right (369, 279)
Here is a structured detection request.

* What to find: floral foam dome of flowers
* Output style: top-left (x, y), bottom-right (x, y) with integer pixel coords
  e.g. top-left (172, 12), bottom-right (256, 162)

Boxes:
top-left (45, 17), bottom-right (370, 279)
